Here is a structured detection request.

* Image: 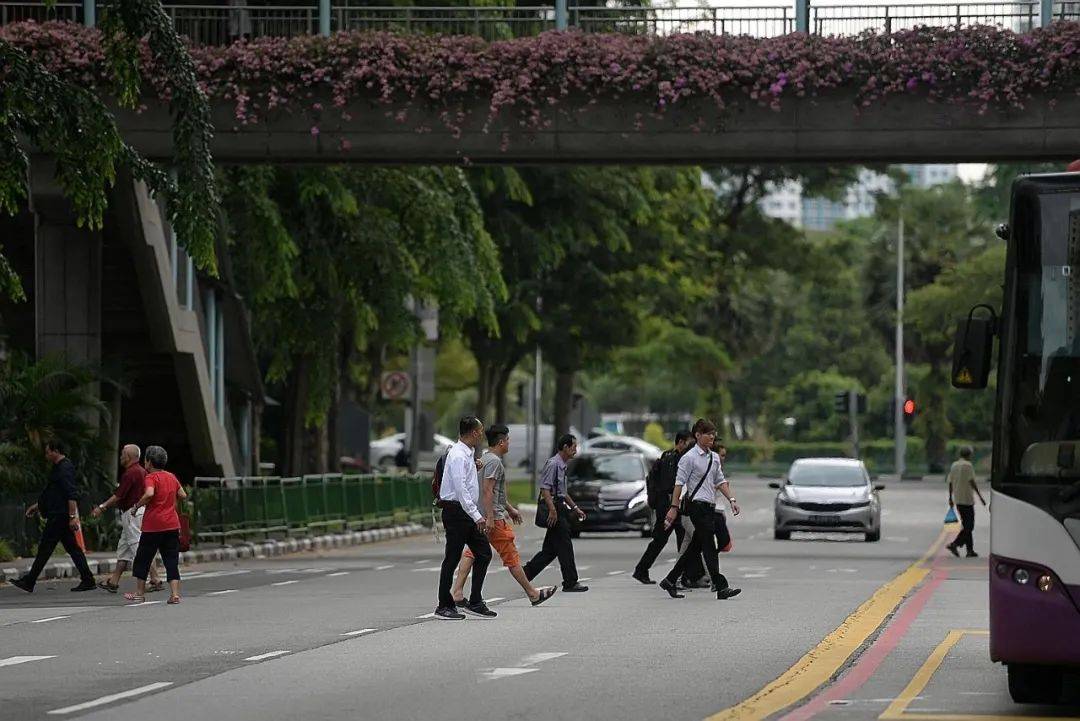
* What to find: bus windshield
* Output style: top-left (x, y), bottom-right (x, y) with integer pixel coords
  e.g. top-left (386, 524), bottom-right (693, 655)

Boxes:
top-left (1004, 190), bottom-right (1080, 486)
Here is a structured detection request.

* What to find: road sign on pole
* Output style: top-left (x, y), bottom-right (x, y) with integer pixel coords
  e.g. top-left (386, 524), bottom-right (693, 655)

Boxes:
top-left (380, 371), bottom-right (412, 401)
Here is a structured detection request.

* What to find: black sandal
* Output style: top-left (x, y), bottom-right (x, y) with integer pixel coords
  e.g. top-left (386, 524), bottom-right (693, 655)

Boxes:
top-left (97, 580), bottom-right (118, 594)
top-left (531, 586), bottom-right (557, 606)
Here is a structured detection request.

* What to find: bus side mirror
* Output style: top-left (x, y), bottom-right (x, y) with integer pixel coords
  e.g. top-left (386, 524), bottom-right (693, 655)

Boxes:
top-left (952, 305), bottom-right (997, 390)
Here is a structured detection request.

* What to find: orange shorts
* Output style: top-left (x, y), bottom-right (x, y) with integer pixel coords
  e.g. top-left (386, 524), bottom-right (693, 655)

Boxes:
top-left (464, 519), bottom-right (520, 569)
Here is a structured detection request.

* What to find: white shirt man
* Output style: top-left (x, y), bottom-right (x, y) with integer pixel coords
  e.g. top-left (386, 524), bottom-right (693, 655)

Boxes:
top-left (440, 439), bottom-right (482, 522)
top-left (435, 417), bottom-right (496, 620)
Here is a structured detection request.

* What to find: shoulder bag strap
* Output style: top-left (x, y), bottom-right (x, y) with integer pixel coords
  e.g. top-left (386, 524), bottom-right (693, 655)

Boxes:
top-left (682, 454), bottom-right (714, 511)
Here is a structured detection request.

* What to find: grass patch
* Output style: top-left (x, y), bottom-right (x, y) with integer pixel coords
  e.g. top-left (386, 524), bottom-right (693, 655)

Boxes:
top-left (0, 538), bottom-right (14, 562)
top-left (507, 480), bottom-right (536, 507)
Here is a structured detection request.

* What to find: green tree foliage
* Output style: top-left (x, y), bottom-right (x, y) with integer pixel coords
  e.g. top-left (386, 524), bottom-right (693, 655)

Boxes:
top-left (464, 165), bottom-right (717, 442)
top-left (0, 0), bottom-right (219, 299)
top-left (0, 353), bottom-right (109, 496)
top-left (221, 166), bottom-right (504, 474)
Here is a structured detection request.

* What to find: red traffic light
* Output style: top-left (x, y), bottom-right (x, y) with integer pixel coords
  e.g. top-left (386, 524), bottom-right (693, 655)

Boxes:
top-left (903, 399), bottom-right (916, 415)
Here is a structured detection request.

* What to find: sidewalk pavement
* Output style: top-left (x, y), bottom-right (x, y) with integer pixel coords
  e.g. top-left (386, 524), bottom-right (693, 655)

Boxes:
top-left (0, 522), bottom-right (428, 583)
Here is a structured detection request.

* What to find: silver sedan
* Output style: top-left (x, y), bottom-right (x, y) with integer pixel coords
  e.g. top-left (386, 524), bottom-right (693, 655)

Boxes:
top-left (771, 458), bottom-right (884, 542)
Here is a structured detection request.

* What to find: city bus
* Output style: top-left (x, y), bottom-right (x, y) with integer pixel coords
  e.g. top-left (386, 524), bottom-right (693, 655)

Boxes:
top-left (952, 172), bottom-right (1080, 704)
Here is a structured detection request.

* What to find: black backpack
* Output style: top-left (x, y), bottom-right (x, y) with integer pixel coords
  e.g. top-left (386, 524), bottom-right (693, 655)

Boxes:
top-left (431, 451), bottom-right (449, 507)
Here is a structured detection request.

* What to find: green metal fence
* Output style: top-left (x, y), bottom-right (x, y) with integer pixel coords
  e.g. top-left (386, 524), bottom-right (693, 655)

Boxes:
top-left (190, 473), bottom-right (431, 545)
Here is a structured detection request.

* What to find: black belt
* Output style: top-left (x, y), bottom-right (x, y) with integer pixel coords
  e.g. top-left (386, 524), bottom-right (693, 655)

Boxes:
top-left (691, 500), bottom-right (713, 506)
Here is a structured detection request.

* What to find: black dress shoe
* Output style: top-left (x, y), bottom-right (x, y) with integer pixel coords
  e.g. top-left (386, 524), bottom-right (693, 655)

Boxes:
top-left (9, 577), bottom-right (33, 593)
top-left (685, 577), bottom-right (711, 589)
top-left (71, 580), bottom-right (97, 592)
top-left (659, 578), bottom-right (684, 599)
top-left (562, 583), bottom-right (589, 592)
top-left (631, 570), bottom-right (656, 585)
top-left (717, 587), bottom-right (742, 600)
top-left (966, 550), bottom-right (979, 558)
top-left (946, 544), bottom-right (959, 558)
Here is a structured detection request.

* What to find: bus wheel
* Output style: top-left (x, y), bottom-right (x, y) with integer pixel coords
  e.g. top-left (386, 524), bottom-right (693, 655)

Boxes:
top-left (1008, 664), bottom-right (1063, 704)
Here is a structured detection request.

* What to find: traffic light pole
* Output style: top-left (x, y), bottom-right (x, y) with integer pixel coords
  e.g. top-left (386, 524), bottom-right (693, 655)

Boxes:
top-left (894, 216), bottom-right (907, 478)
top-left (848, 389), bottom-right (860, 459)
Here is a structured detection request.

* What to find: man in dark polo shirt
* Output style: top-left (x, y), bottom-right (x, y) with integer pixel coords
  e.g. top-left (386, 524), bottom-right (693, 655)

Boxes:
top-left (90, 444), bottom-right (163, 592)
top-left (9, 439), bottom-right (96, 593)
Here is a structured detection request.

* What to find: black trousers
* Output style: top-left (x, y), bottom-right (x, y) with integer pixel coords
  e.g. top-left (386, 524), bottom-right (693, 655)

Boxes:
top-left (24, 516), bottom-right (94, 586)
top-left (438, 502), bottom-right (491, 608)
top-left (952, 504), bottom-right (976, 552)
top-left (133, 529), bottom-right (181, 582)
top-left (664, 502), bottom-right (725, 590)
top-left (634, 502), bottom-right (687, 575)
top-left (523, 505), bottom-right (578, 588)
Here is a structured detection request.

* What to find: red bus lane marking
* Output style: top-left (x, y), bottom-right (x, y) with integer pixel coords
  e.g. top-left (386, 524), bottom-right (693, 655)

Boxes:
top-left (778, 554), bottom-right (951, 721)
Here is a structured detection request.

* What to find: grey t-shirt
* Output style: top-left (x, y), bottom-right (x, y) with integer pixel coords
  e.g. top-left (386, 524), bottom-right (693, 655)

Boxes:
top-left (481, 450), bottom-right (509, 521)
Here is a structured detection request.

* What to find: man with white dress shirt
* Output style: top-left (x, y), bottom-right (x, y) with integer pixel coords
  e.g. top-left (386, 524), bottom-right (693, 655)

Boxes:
top-left (659, 419), bottom-right (742, 600)
top-left (434, 416), bottom-right (496, 620)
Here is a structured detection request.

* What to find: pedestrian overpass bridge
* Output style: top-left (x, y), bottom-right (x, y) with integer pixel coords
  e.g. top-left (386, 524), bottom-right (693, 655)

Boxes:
top-left (4, 0), bottom-right (1080, 164)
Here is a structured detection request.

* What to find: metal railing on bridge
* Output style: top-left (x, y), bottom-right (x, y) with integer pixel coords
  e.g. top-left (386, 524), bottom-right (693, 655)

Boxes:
top-left (190, 472), bottom-right (431, 545)
top-left (0, 2), bottom-right (1078, 43)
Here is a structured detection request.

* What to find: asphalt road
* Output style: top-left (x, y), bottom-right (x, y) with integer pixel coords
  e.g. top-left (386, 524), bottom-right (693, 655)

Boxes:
top-left (1, 476), bottom-right (1075, 721)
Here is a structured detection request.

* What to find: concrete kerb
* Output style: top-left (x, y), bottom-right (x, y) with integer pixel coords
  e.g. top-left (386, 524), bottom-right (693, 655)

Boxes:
top-left (0, 522), bottom-right (427, 584)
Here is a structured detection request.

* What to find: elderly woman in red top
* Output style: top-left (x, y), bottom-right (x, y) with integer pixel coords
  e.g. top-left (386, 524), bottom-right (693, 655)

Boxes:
top-left (124, 445), bottom-right (187, 605)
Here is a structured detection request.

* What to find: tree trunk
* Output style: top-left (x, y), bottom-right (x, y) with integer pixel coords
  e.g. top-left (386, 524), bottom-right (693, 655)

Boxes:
top-left (553, 368), bottom-right (575, 453)
top-left (493, 363), bottom-right (514, 423)
top-left (282, 357), bottom-right (312, 477)
top-left (475, 357), bottom-right (497, 424)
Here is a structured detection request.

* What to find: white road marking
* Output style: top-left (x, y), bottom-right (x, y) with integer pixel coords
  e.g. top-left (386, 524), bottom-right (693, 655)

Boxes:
top-left (341, 628), bottom-right (377, 637)
top-left (742, 574), bottom-right (767, 578)
top-left (606, 571), bottom-right (625, 576)
top-left (244, 651), bottom-right (290, 662)
top-left (485, 597), bottom-right (505, 603)
top-left (578, 577), bottom-right (592, 582)
top-left (416, 612), bottom-right (437, 619)
top-left (0, 655), bottom-right (55, 668)
top-left (413, 559), bottom-right (432, 564)
top-left (479, 668), bottom-right (539, 679)
top-left (737, 566), bottom-right (773, 572)
top-left (521, 652), bottom-right (567, 666)
top-left (189, 570), bottom-right (251, 579)
top-left (411, 566), bottom-right (442, 572)
top-left (326, 572), bottom-right (349, 577)
top-left (206, 589), bottom-right (238, 596)
top-left (125, 601), bottom-right (162, 607)
top-left (375, 564), bottom-right (395, 570)
top-left (30, 616), bottom-right (70, 624)
top-left (577, 566), bottom-right (591, 571)
top-left (47, 682), bottom-right (173, 715)
top-left (271, 580), bottom-right (300, 587)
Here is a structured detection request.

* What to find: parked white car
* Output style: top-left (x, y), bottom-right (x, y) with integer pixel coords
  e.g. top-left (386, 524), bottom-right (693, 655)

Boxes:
top-left (580, 435), bottom-right (663, 463)
top-left (370, 433), bottom-right (454, 468)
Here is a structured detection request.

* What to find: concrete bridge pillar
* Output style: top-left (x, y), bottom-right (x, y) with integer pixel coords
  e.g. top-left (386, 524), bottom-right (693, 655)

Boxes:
top-left (30, 164), bottom-right (102, 366)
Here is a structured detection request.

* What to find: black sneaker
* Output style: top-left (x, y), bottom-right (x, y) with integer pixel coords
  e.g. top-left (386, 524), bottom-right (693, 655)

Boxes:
top-left (966, 550), bottom-right (979, 558)
top-left (71, 580), bottom-right (97, 592)
top-left (433, 606), bottom-right (465, 620)
top-left (659, 578), bottom-right (684, 599)
top-left (717, 587), bottom-right (742, 600)
top-left (8, 577), bottom-right (33, 593)
top-left (946, 544), bottom-right (959, 558)
top-left (632, 570), bottom-right (656, 585)
top-left (461, 601), bottom-right (497, 618)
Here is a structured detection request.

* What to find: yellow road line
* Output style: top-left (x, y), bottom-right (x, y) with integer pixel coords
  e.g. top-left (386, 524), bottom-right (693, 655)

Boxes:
top-left (704, 527), bottom-right (950, 721)
top-left (880, 629), bottom-right (1066, 721)
top-left (880, 629), bottom-right (969, 719)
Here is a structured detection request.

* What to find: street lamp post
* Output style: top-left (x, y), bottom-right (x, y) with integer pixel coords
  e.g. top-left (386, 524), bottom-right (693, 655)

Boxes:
top-left (894, 215), bottom-right (906, 478)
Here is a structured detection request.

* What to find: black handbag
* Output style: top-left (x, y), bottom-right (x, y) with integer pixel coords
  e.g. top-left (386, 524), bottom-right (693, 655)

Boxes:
top-left (678, 454), bottom-right (713, 515)
top-left (534, 463), bottom-right (564, 528)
